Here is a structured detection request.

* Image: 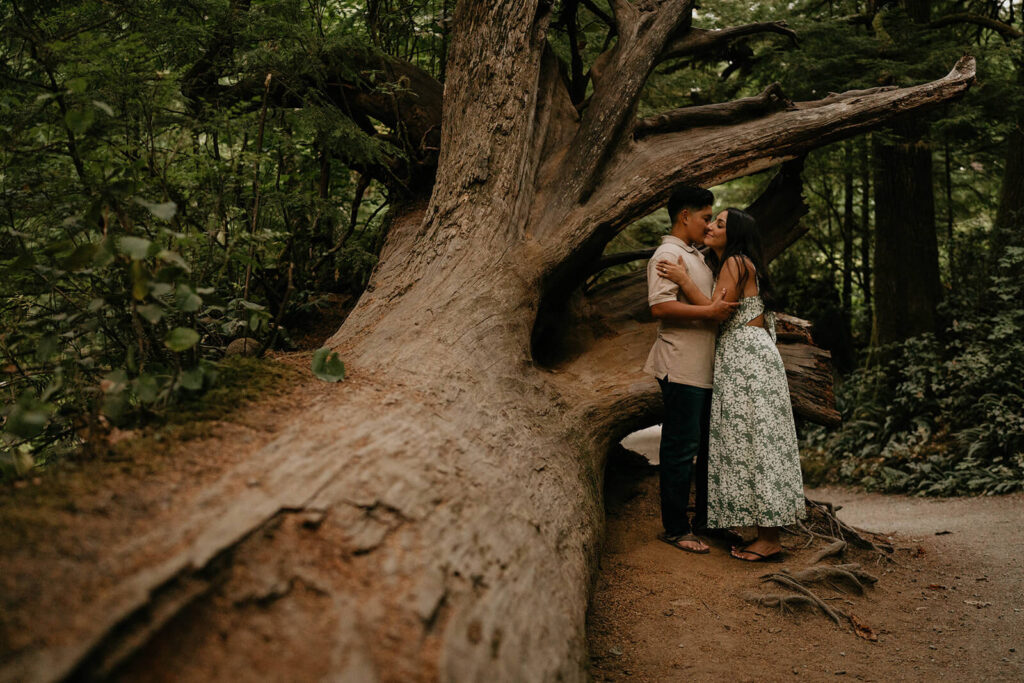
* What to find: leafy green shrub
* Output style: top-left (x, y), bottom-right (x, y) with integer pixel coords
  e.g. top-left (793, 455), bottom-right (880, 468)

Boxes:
top-left (0, 197), bottom-right (277, 472)
top-left (0, 2), bottom-right (393, 475)
top-left (802, 243), bottom-right (1024, 496)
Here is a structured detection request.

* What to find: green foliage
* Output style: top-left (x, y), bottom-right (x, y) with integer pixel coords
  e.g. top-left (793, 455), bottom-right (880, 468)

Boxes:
top-left (802, 235), bottom-right (1024, 496)
top-left (0, 1), bottom-right (392, 471)
top-left (310, 347), bottom-right (346, 382)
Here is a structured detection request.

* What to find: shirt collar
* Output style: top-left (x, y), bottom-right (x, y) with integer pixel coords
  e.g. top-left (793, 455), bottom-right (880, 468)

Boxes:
top-left (662, 235), bottom-right (704, 256)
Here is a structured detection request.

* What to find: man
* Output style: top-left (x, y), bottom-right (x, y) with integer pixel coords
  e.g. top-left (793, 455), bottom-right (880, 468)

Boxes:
top-left (644, 186), bottom-right (737, 554)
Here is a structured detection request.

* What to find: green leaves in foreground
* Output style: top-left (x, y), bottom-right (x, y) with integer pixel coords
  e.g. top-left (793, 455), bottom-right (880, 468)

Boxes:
top-left (311, 347), bottom-right (346, 382)
top-left (165, 327), bottom-right (201, 352)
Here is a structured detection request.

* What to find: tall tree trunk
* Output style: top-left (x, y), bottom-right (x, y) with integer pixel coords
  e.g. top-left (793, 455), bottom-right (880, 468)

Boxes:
top-left (859, 137), bottom-right (873, 343)
top-left (842, 143), bottom-right (855, 323)
top-left (994, 54), bottom-right (1024, 254)
top-left (872, 116), bottom-right (942, 345)
top-left (871, 0), bottom-right (942, 346)
top-left (836, 142), bottom-right (856, 371)
top-left (0, 1), bottom-right (976, 677)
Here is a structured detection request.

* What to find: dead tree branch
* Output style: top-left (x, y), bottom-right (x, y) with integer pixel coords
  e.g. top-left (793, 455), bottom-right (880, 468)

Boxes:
top-left (659, 21), bottom-right (798, 62)
top-left (929, 13), bottom-right (1023, 40)
top-left (634, 83), bottom-right (793, 136)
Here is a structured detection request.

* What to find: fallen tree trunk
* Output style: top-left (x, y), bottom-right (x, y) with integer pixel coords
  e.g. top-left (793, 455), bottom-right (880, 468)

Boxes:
top-left (0, 1), bottom-right (974, 679)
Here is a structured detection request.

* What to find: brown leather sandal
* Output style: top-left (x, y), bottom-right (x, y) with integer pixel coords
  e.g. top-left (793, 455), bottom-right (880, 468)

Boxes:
top-left (657, 532), bottom-right (710, 554)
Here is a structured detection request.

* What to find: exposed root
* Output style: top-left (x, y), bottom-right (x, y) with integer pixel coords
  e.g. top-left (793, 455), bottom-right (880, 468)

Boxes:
top-left (804, 498), bottom-right (893, 554)
top-left (743, 591), bottom-right (820, 614)
top-left (808, 539), bottom-right (847, 565)
top-left (831, 563), bottom-right (879, 585)
top-left (759, 573), bottom-right (845, 624)
top-left (774, 563), bottom-right (877, 595)
top-left (744, 500), bottom-right (888, 637)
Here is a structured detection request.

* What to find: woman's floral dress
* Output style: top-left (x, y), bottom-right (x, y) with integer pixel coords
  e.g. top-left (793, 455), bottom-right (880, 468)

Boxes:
top-left (705, 295), bottom-right (807, 528)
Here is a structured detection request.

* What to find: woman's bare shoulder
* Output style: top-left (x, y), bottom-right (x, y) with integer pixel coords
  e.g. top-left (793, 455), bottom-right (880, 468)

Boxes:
top-left (723, 254), bottom-right (756, 274)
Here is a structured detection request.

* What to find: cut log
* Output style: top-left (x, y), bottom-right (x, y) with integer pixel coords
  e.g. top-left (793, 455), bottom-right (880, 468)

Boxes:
top-left (778, 341), bottom-right (841, 427)
top-left (775, 312), bottom-right (815, 344)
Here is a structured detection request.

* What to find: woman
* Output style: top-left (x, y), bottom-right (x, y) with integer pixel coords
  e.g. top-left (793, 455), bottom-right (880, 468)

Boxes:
top-left (656, 207), bottom-right (805, 562)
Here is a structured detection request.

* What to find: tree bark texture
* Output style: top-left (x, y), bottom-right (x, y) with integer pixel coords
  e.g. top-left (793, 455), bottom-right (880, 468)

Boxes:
top-left (872, 116), bottom-right (943, 345)
top-left (994, 56), bottom-right (1024, 254)
top-left (859, 138), bottom-right (873, 342)
top-left (0, 3), bottom-right (976, 679)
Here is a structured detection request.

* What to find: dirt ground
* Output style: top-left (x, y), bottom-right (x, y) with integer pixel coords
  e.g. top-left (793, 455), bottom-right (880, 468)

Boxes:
top-left (587, 450), bottom-right (1024, 682)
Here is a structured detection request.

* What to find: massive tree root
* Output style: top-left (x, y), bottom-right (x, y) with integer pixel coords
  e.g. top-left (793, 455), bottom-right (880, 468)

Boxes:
top-left (743, 499), bottom-right (886, 637)
top-left (793, 498), bottom-right (894, 555)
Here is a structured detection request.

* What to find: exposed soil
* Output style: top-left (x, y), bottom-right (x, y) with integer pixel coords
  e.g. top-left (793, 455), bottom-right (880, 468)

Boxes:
top-left (588, 450), bottom-right (1024, 682)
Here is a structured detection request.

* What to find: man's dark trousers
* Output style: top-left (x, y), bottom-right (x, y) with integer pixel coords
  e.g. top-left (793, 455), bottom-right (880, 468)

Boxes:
top-left (657, 378), bottom-right (711, 537)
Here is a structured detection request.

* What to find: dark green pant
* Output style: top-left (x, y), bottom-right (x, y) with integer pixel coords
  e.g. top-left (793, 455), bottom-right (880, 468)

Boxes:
top-left (657, 378), bottom-right (711, 536)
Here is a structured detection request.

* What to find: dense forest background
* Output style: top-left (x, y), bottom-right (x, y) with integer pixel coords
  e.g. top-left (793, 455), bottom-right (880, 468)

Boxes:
top-left (2, 0), bottom-right (1022, 495)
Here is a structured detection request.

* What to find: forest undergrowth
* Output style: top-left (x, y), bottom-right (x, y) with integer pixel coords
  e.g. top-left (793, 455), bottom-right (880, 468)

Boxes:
top-left (802, 228), bottom-right (1024, 496)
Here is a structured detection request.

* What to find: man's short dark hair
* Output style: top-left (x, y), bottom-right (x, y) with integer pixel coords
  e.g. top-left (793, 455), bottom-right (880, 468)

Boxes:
top-left (667, 186), bottom-right (714, 222)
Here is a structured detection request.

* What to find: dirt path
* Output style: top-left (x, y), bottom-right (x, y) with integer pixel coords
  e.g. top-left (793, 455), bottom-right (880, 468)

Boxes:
top-left (587, 452), bottom-right (1024, 682)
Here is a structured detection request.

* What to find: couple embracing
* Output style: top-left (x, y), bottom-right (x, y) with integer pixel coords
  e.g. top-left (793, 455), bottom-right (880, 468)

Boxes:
top-left (644, 186), bottom-right (805, 562)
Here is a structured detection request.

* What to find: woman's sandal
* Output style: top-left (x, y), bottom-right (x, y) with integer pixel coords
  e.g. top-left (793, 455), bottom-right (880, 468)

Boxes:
top-left (658, 532), bottom-right (711, 554)
top-left (730, 546), bottom-right (783, 562)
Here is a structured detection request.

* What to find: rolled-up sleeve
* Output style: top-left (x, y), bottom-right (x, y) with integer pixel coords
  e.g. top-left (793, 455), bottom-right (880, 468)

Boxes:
top-left (648, 248), bottom-right (680, 306)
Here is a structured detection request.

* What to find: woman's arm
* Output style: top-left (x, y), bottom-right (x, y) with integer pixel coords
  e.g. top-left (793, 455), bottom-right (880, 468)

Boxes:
top-left (650, 289), bottom-right (738, 323)
top-left (655, 257), bottom-right (712, 305)
top-left (712, 257), bottom-right (742, 303)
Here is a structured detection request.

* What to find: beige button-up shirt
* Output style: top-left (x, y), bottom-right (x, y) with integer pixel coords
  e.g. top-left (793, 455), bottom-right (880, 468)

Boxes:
top-left (642, 235), bottom-right (716, 388)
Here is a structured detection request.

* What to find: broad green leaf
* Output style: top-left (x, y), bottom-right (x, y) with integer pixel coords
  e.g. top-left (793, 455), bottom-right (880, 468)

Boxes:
top-left (43, 239), bottom-right (75, 256)
top-left (13, 450), bottom-right (35, 476)
top-left (134, 374), bottom-right (159, 403)
top-left (133, 197), bottom-right (178, 221)
top-left (157, 249), bottom-right (191, 272)
top-left (61, 242), bottom-right (98, 270)
top-left (179, 367), bottom-right (204, 391)
top-left (176, 285), bottom-right (202, 312)
top-left (136, 303), bottom-right (163, 324)
top-left (92, 238), bottom-right (115, 267)
top-left (66, 77), bottom-right (88, 94)
top-left (118, 236), bottom-right (153, 260)
top-left (103, 392), bottom-right (128, 422)
top-left (165, 327), bottom-right (200, 352)
top-left (311, 347), bottom-right (346, 382)
top-left (103, 369), bottom-right (129, 393)
top-left (5, 405), bottom-right (49, 439)
top-left (64, 107), bottom-right (95, 134)
top-left (150, 282), bottom-right (174, 298)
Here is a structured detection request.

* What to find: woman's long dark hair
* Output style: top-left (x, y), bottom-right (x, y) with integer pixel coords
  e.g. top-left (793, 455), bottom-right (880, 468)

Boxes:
top-left (706, 208), bottom-right (776, 309)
